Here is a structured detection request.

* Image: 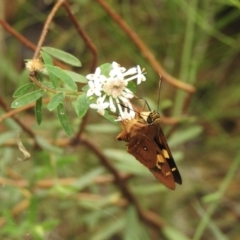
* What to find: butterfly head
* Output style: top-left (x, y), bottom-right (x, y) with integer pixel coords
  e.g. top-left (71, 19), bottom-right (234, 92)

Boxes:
top-left (140, 110), bottom-right (160, 125)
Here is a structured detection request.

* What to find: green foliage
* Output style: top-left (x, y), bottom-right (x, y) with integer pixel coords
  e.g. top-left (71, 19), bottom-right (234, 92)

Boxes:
top-left (12, 48), bottom-right (87, 135)
top-left (11, 89), bottom-right (45, 108)
top-left (44, 64), bottom-right (78, 91)
top-left (35, 97), bottom-right (42, 125)
top-left (75, 93), bottom-right (90, 117)
top-left (41, 51), bottom-right (58, 88)
top-left (47, 92), bottom-right (64, 111)
top-left (163, 226), bottom-right (191, 240)
top-left (13, 83), bottom-right (34, 98)
top-left (1, 1), bottom-right (240, 240)
top-left (42, 46), bottom-right (82, 67)
top-left (57, 103), bottom-right (72, 136)
top-left (63, 70), bottom-right (87, 83)
top-left (99, 62), bottom-right (113, 75)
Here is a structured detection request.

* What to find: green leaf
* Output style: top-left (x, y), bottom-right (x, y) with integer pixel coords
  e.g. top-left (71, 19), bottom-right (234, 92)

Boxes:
top-left (36, 71), bottom-right (44, 82)
top-left (41, 51), bottom-right (53, 65)
top-left (124, 206), bottom-right (150, 240)
top-left (35, 97), bottom-right (42, 125)
top-left (41, 81), bottom-right (54, 89)
top-left (160, 98), bottom-right (173, 110)
top-left (202, 192), bottom-right (221, 203)
top-left (11, 89), bottom-right (45, 108)
top-left (127, 81), bottom-right (136, 94)
top-left (63, 70), bottom-right (87, 83)
top-left (73, 168), bottom-right (105, 190)
top-left (13, 83), bottom-right (34, 98)
top-left (82, 84), bottom-right (89, 93)
top-left (86, 123), bottom-right (119, 133)
top-left (103, 110), bottom-right (116, 123)
top-left (0, 131), bottom-right (17, 146)
top-left (91, 217), bottom-right (124, 240)
top-left (75, 94), bottom-right (90, 118)
top-left (36, 136), bottom-right (63, 154)
top-left (168, 125), bottom-right (203, 147)
top-left (41, 51), bottom-right (58, 88)
top-left (42, 46), bottom-right (81, 67)
top-left (133, 183), bottom-right (166, 194)
top-left (47, 92), bottom-right (64, 111)
top-left (57, 103), bottom-right (72, 136)
top-left (45, 64), bottom-right (78, 90)
top-left (99, 63), bottom-right (112, 76)
top-left (163, 226), bottom-right (191, 240)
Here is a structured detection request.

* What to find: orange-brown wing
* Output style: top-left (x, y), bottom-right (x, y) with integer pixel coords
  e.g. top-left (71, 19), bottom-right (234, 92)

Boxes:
top-left (116, 119), bottom-right (144, 142)
top-left (156, 126), bottom-right (182, 185)
top-left (127, 135), bottom-right (177, 189)
top-left (116, 128), bottom-right (130, 142)
top-left (126, 134), bottom-right (157, 168)
top-left (149, 163), bottom-right (176, 190)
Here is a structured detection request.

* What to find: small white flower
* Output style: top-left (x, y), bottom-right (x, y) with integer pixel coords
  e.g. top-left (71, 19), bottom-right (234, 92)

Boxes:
top-left (87, 80), bottom-right (102, 97)
top-left (122, 67), bottom-right (137, 76)
top-left (114, 98), bottom-right (135, 121)
top-left (136, 65), bottom-right (146, 84)
top-left (108, 96), bottom-right (116, 112)
top-left (123, 100), bottom-right (136, 119)
top-left (121, 88), bottom-right (134, 99)
top-left (90, 96), bottom-right (109, 116)
top-left (102, 78), bottom-right (127, 98)
top-left (122, 65), bottom-right (146, 84)
top-left (86, 67), bottom-right (106, 83)
top-left (109, 62), bottom-right (126, 78)
top-left (86, 62), bottom-right (146, 121)
top-left (115, 111), bottom-right (133, 121)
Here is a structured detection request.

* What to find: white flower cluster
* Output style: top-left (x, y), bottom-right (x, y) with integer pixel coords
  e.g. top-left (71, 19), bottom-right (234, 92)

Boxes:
top-left (86, 62), bottom-right (146, 120)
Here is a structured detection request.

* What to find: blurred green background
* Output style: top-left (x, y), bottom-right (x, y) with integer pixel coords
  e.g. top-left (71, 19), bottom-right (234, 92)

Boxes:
top-left (0, 0), bottom-right (240, 239)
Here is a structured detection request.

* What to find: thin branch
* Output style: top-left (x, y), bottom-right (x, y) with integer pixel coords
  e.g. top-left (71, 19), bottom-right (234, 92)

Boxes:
top-left (79, 134), bottom-right (165, 230)
top-left (33, 0), bottom-right (65, 59)
top-left (62, 1), bottom-right (98, 72)
top-left (62, 1), bottom-right (99, 140)
top-left (0, 174), bottom-right (130, 189)
top-left (182, 91), bottom-right (193, 113)
top-left (96, 0), bottom-right (195, 94)
top-left (0, 98), bottom-right (46, 122)
top-left (0, 96), bottom-right (40, 148)
top-left (0, 19), bottom-right (70, 69)
top-left (0, 19), bottom-right (36, 51)
top-left (29, 72), bottom-right (81, 96)
top-left (71, 111), bottom-right (90, 143)
top-left (0, 176), bottom-right (128, 228)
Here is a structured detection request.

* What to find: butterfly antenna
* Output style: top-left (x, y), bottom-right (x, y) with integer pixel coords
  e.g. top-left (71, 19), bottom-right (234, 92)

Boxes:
top-left (133, 96), bottom-right (151, 111)
top-left (157, 75), bottom-right (163, 112)
top-left (144, 98), bottom-right (151, 111)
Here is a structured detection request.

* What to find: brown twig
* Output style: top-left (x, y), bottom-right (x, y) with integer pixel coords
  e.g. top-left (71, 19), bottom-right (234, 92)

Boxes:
top-left (0, 175), bottom-right (128, 228)
top-left (0, 96), bottom-right (40, 148)
top-left (62, 1), bottom-right (98, 72)
top-left (0, 98), bottom-right (50, 123)
top-left (79, 134), bottom-right (165, 230)
top-left (0, 1), bottom-right (181, 233)
top-left (71, 111), bottom-right (90, 144)
top-left (62, 1), bottom-right (99, 140)
top-left (33, 0), bottom-right (65, 59)
top-left (0, 19), bottom-right (36, 51)
top-left (0, 130), bottom-right (166, 230)
top-left (0, 174), bottom-right (131, 189)
top-left (96, 0), bottom-right (195, 94)
top-left (0, 18), bottom-right (70, 69)
top-left (182, 91), bottom-right (193, 113)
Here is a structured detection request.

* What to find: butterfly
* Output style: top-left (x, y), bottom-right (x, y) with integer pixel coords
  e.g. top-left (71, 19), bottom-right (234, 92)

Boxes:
top-left (116, 110), bottom-right (182, 190)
